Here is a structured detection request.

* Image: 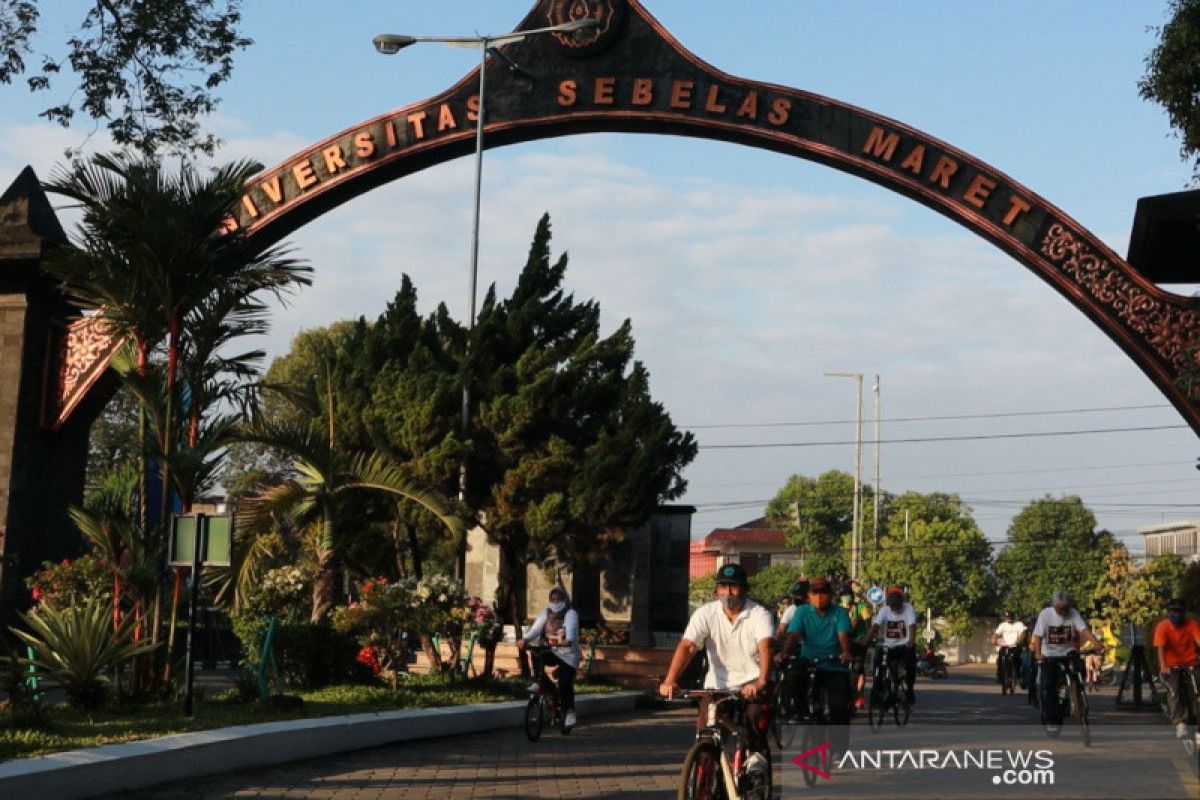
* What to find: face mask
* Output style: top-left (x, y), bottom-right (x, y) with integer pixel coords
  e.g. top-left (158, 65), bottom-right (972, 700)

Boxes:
top-left (549, 601), bottom-right (566, 614)
top-left (721, 594), bottom-right (745, 612)
top-left (1169, 612), bottom-right (1184, 625)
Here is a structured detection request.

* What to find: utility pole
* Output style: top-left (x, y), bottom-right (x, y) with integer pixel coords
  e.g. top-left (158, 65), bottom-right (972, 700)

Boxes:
top-left (825, 371), bottom-right (863, 581)
top-left (873, 374), bottom-right (881, 553)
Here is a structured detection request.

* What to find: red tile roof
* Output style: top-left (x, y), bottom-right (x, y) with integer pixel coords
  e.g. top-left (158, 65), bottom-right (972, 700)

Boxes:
top-left (704, 528), bottom-right (787, 547)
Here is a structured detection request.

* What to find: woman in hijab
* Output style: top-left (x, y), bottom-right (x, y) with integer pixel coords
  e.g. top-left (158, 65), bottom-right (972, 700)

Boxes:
top-left (518, 585), bottom-right (583, 728)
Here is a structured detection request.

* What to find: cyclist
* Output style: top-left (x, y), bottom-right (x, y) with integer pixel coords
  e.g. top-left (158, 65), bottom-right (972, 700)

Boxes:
top-left (518, 585), bottom-right (581, 729)
top-left (777, 577), bottom-right (854, 723)
top-left (867, 586), bottom-right (918, 705)
top-left (775, 578), bottom-right (809, 640)
top-left (992, 610), bottom-right (1027, 686)
top-left (839, 584), bottom-right (872, 709)
top-left (660, 563), bottom-right (774, 774)
top-left (1152, 598), bottom-right (1200, 739)
top-left (1029, 590), bottom-right (1103, 732)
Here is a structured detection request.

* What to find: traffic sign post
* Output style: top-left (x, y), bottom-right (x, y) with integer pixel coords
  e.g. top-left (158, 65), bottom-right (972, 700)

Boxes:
top-left (170, 513), bottom-right (233, 717)
top-left (866, 585), bottom-right (885, 605)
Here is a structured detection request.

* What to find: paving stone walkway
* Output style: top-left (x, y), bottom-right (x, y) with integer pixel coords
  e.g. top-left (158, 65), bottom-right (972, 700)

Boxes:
top-left (115, 705), bottom-right (698, 799)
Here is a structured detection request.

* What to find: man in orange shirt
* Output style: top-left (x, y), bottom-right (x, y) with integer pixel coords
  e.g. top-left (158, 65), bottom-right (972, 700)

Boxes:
top-left (1152, 598), bottom-right (1200, 739)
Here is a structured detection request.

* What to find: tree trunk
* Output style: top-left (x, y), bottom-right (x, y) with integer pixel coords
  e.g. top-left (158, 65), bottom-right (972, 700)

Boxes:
top-left (406, 522), bottom-right (423, 580)
top-left (496, 544), bottom-right (527, 676)
top-left (420, 634), bottom-right (443, 673)
top-left (311, 547), bottom-right (339, 622)
top-left (481, 642), bottom-right (496, 679)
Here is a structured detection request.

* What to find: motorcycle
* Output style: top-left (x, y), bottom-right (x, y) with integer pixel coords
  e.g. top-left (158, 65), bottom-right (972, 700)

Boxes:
top-left (916, 650), bottom-right (949, 680)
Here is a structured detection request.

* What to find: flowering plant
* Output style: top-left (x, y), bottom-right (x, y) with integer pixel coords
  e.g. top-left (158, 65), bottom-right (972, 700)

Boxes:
top-left (243, 566), bottom-right (310, 622)
top-left (465, 596), bottom-right (503, 644)
top-left (330, 573), bottom-right (471, 686)
top-left (25, 556), bottom-right (113, 609)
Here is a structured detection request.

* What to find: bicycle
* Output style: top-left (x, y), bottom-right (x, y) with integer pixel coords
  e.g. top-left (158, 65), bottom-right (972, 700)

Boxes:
top-left (773, 653), bottom-right (847, 753)
top-left (997, 646), bottom-right (1020, 695)
top-left (1161, 664), bottom-right (1200, 760)
top-left (868, 644), bottom-right (912, 731)
top-left (677, 689), bottom-right (772, 800)
top-left (1037, 652), bottom-right (1091, 746)
top-left (793, 655), bottom-right (849, 787)
top-left (524, 645), bottom-right (571, 742)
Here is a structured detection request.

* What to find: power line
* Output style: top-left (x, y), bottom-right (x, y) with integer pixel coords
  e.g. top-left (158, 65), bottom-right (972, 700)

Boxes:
top-left (683, 403), bottom-right (1171, 429)
top-left (698, 424), bottom-right (1187, 449)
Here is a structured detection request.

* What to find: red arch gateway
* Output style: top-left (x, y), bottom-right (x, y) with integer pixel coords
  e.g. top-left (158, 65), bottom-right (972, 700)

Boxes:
top-left (50, 0), bottom-right (1200, 435)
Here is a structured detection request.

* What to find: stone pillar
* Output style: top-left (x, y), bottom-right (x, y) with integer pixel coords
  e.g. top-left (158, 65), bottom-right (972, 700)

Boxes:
top-left (0, 167), bottom-right (97, 624)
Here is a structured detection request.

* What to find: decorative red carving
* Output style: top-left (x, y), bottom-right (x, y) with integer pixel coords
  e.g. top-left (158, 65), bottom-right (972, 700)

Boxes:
top-left (49, 314), bottom-right (123, 429)
top-left (1040, 222), bottom-right (1200, 381)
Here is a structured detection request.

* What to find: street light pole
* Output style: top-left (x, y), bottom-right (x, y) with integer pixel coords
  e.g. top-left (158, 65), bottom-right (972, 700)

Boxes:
top-left (873, 374), bottom-right (881, 553)
top-left (372, 18), bottom-right (599, 575)
top-left (825, 371), bottom-right (863, 581)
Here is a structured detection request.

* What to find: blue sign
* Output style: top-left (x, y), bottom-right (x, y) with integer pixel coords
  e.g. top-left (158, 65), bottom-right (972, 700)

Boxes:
top-left (866, 586), bottom-right (885, 605)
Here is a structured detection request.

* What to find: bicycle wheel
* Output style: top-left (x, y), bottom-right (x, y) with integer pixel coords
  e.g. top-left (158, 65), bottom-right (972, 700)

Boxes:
top-left (867, 682), bottom-right (889, 732)
top-left (932, 666), bottom-right (949, 680)
top-left (893, 668), bottom-right (912, 727)
top-left (678, 740), bottom-right (724, 800)
top-left (524, 695), bottom-right (544, 742)
top-left (800, 721), bottom-right (822, 787)
top-left (894, 691), bottom-right (912, 726)
top-left (1069, 680), bottom-right (1090, 747)
top-left (740, 748), bottom-right (773, 800)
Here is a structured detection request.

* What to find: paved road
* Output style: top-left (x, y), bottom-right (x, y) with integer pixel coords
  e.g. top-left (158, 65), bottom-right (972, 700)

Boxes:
top-left (111, 665), bottom-right (1198, 799)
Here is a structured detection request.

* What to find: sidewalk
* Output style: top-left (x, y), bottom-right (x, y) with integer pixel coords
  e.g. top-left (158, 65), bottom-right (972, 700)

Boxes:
top-left (0, 690), bottom-right (641, 800)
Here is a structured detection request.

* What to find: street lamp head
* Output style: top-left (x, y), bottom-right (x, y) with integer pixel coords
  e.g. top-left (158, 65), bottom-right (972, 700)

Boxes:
top-left (373, 34), bottom-right (417, 55)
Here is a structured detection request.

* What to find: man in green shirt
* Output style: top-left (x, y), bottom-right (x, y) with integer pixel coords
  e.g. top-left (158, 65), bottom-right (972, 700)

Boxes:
top-left (777, 577), bottom-right (854, 724)
top-left (840, 584), bottom-right (872, 710)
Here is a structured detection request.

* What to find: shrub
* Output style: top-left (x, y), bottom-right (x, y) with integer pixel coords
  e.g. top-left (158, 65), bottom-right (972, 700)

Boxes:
top-left (10, 597), bottom-right (154, 708)
top-left (24, 555), bottom-right (113, 609)
top-left (230, 614), bottom-right (363, 691)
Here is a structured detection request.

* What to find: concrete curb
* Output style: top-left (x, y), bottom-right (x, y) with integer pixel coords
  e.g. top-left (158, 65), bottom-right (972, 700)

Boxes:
top-left (0, 690), bottom-right (642, 799)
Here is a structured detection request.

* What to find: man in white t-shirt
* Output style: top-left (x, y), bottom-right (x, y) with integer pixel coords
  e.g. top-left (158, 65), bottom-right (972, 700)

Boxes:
top-left (775, 578), bottom-right (809, 639)
top-left (992, 611), bottom-right (1027, 684)
top-left (1029, 590), bottom-right (1103, 729)
top-left (867, 585), bottom-right (918, 704)
top-left (661, 563), bottom-right (774, 773)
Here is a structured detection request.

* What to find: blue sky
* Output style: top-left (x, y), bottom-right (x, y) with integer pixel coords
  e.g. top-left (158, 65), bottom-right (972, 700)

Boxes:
top-left (3, 1), bottom-right (1199, 552)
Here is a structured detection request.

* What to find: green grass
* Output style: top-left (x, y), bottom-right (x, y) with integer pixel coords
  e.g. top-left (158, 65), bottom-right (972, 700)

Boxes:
top-left (0, 674), bottom-right (619, 763)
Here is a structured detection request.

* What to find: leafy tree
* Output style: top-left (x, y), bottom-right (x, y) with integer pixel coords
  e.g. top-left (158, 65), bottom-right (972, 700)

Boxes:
top-left (86, 385), bottom-right (140, 486)
top-left (1091, 546), bottom-right (1170, 636)
top-left (0, 1), bottom-right (252, 157)
top-left (865, 491), bottom-right (994, 637)
top-left (993, 495), bottom-right (1115, 616)
top-left (1181, 561), bottom-right (1200, 610)
top-left (1143, 553), bottom-right (1188, 604)
top-left (689, 574), bottom-right (716, 610)
top-left (747, 563), bottom-right (805, 609)
top-left (465, 215), bottom-right (696, 627)
top-left (764, 470), bottom-right (876, 580)
top-left (1140, 0), bottom-right (1200, 181)
top-left (233, 385), bottom-right (468, 622)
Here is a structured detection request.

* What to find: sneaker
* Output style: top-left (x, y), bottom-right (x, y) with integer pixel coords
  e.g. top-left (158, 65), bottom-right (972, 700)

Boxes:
top-left (1176, 721), bottom-right (1189, 739)
top-left (854, 696), bottom-right (865, 710)
top-left (745, 753), bottom-right (768, 773)
top-left (564, 710), bottom-right (577, 728)
top-left (1045, 723), bottom-right (1060, 734)
top-left (526, 682), bottom-right (539, 693)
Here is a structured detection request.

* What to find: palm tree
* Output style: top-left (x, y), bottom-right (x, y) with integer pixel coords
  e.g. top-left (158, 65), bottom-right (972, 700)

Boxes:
top-left (44, 152), bottom-right (311, 534)
top-left (234, 387), bottom-right (468, 622)
top-left (42, 152), bottom-right (311, 687)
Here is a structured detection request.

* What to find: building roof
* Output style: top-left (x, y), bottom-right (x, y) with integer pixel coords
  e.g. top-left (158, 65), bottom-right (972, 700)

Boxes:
top-left (1137, 520), bottom-right (1200, 535)
top-left (703, 527), bottom-right (787, 548)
